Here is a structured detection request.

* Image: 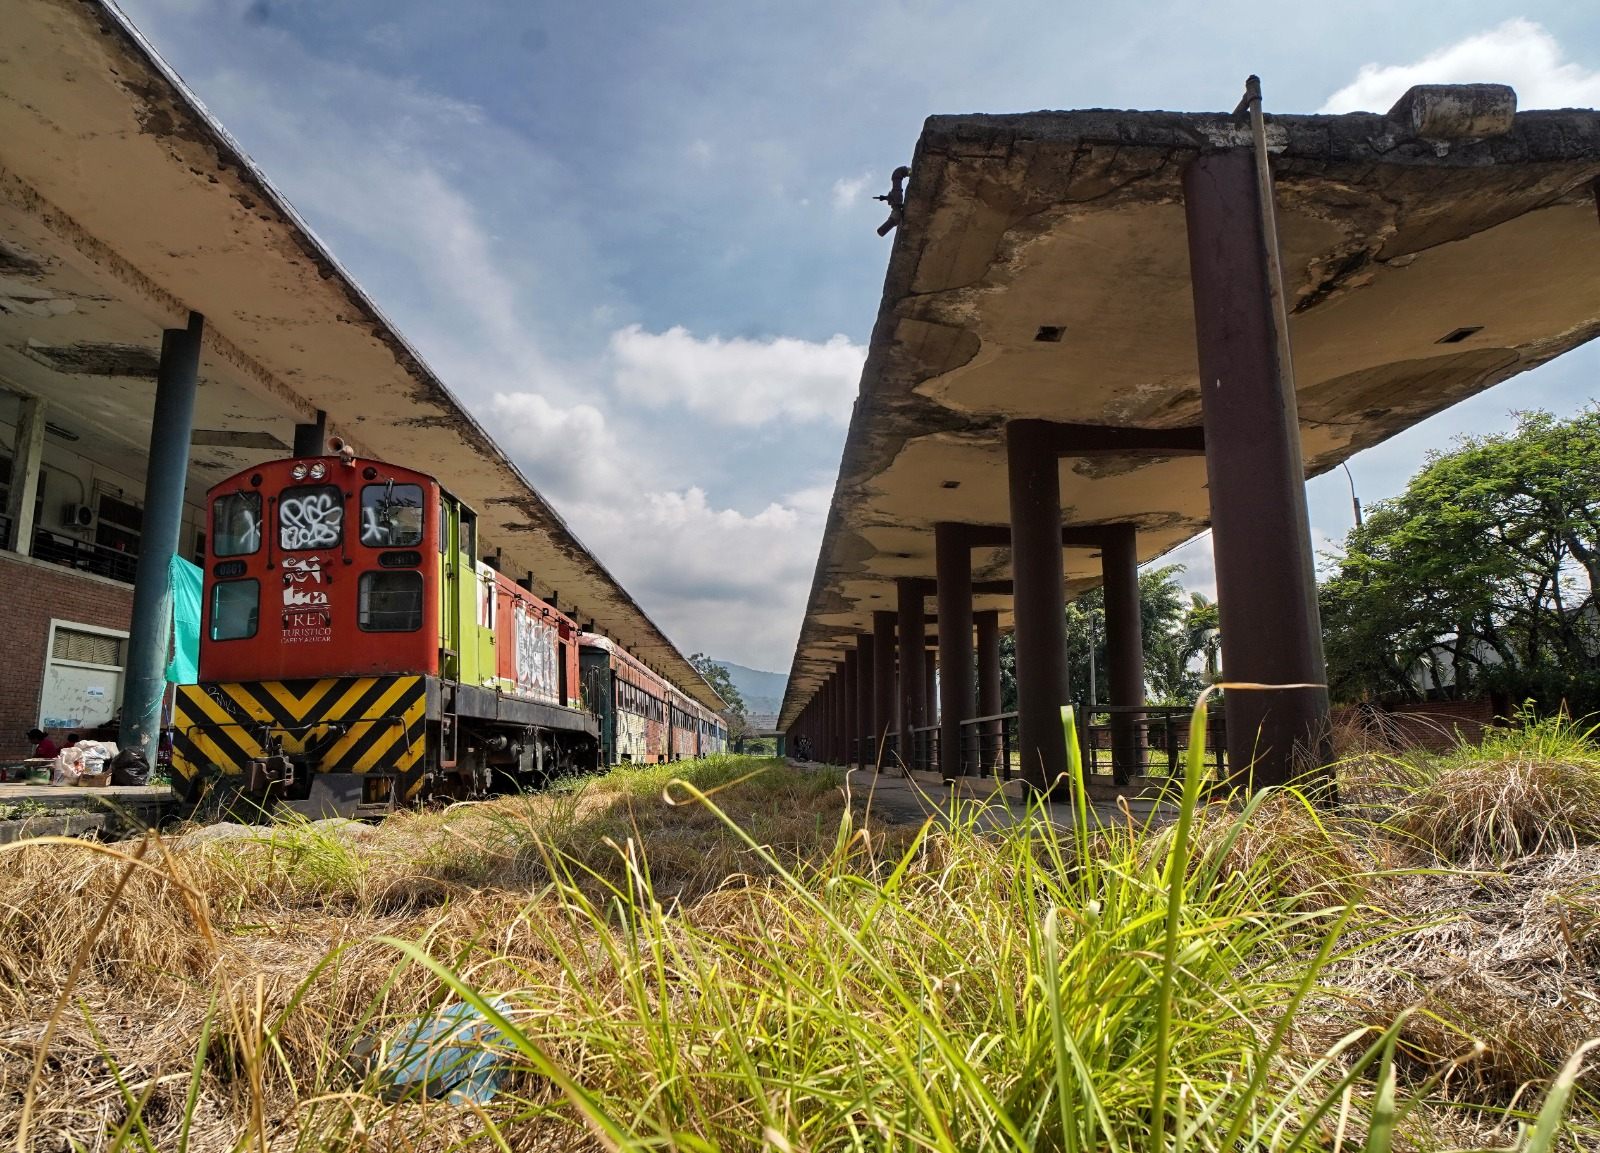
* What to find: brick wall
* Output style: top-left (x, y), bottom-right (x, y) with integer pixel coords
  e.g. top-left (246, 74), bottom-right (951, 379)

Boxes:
top-left (0, 551), bottom-right (133, 759)
top-left (1332, 697), bottom-right (1498, 753)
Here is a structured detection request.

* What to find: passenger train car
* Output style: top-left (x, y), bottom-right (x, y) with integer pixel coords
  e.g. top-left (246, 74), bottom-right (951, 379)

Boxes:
top-left (580, 635), bottom-right (727, 764)
top-left (172, 445), bottom-right (724, 816)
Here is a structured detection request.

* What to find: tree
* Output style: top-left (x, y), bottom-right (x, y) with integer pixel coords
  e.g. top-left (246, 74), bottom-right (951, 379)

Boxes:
top-left (688, 653), bottom-right (745, 715)
top-left (1320, 408), bottom-right (1600, 709)
top-left (998, 564), bottom-right (1211, 712)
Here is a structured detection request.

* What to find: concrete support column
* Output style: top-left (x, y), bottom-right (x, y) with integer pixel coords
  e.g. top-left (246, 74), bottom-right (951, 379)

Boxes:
top-left (843, 650), bottom-right (858, 769)
top-left (935, 523), bottom-right (975, 779)
top-left (1184, 150), bottom-right (1330, 788)
top-left (821, 677), bottom-right (834, 763)
top-left (872, 610), bottom-right (897, 766)
top-left (855, 633), bottom-right (874, 768)
top-left (1006, 420), bottom-right (1069, 790)
top-left (121, 312), bottom-right (204, 763)
top-left (896, 579), bottom-right (926, 768)
top-left (1101, 523), bottom-right (1145, 783)
top-left (6, 395), bottom-right (46, 555)
top-left (976, 610), bottom-right (1002, 774)
top-left (291, 410), bottom-right (326, 458)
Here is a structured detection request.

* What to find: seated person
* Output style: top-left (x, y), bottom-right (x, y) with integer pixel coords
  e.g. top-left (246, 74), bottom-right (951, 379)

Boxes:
top-left (26, 728), bottom-right (59, 759)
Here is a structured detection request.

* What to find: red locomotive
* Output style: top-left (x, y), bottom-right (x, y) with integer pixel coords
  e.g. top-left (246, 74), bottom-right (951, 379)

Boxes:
top-left (172, 443), bottom-right (724, 817)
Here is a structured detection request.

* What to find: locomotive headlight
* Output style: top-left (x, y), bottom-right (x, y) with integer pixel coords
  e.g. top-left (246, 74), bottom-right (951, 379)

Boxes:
top-left (308, 462), bottom-right (327, 479)
top-left (291, 462), bottom-right (308, 480)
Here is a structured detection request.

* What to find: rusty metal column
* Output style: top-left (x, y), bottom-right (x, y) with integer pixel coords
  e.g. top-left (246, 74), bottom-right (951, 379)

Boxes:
top-left (1101, 523), bottom-right (1145, 784)
top-left (843, 650), bottom-right (859, 769)
top-left (872, 610), bottom-right (897, 767)
top-left (976, 610), bottom-right (1001, 773)
top-left (935, 523), bottom-right (975, 780)
top-left (855, 633), bottom-right (874, 768)
top-left (896, 579), bottom-right (926, 769)
top-left (832, 668), bottom-right (847, 763)
top-left (1006, 420), bottom-right (1069, 790)
top-left (1184, 147), bottom-right (1330, 788)
top-left (818, 680), bottom-right (831, 763)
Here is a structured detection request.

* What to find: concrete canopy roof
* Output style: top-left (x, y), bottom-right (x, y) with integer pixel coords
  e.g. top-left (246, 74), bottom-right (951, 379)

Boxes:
top-left (0, 0), bottom-right (723, 711)
top-left (781, 97), bottom-right (1600, 729)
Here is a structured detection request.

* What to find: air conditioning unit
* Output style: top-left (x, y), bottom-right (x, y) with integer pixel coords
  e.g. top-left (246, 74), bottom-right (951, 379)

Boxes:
top-left (64, 503), bottom-right (93, 528)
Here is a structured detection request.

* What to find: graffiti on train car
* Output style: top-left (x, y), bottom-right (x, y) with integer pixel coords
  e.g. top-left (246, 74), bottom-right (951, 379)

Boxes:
top-left (514, 600), bottom-right (560, 704)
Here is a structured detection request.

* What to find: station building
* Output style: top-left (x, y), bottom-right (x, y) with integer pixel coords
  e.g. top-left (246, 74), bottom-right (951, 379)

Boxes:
top-left (0, 0), bottom-right (719, 759)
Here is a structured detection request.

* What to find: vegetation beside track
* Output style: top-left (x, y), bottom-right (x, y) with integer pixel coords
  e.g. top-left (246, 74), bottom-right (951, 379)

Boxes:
top-left (2, 711), bottom-right (1599, 1150)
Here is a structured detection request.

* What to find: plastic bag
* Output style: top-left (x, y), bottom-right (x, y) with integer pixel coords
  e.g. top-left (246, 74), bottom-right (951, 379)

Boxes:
top-left (110, 748), bottom-right (150, 787)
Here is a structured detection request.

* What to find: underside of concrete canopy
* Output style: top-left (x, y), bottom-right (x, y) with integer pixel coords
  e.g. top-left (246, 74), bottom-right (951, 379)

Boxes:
top-left (781, 98), bottom-right (1600, 729)
top-left (0, 0), bottom-right (722, 710)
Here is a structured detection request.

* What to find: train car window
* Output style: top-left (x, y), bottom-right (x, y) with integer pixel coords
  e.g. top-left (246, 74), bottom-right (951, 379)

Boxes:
top-left (213, 492), bottom-right (263, 557)
top-left (360, 483), bottom-right (425, 547)
top-left (210, 579), bottom-right (259, 640)
top-left (278, 484), bottom-right (343, 551)
top-left (358, 571), bottom-right (424, 632)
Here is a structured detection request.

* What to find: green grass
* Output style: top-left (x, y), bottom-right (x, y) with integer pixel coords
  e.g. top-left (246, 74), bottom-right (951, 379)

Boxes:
top-left (2, 715), bottom-right (1596, 1149)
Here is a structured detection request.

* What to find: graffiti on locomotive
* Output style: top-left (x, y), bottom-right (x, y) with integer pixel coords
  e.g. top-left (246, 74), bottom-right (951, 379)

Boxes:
top-left (279, 485), bottom-right (343, 550)
top-left (360, 482), bottom-right (425, 547)
top-left (513, 600), bottom-right (560, 704)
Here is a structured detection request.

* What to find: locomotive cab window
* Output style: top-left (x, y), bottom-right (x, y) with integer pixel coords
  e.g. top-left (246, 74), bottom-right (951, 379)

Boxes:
top-left (210, 579), bottom-right (259, 640)
top-left (360, 482), bottom-right (424, 547)
top-left (278, 484), bottom-right (343, 551)
top-left (213, 492), bottom-right (262, 557)
top-left (359, 570), bottom-right (424, 632)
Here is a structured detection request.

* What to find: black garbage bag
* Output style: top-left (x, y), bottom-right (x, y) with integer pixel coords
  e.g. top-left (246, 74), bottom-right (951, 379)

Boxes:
top-left (110, 747), bottom-right (150, 786)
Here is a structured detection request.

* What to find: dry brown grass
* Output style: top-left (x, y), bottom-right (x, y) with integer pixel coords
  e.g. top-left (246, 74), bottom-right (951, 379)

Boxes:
top-left (3, 739), bottom-right (1600, 1150)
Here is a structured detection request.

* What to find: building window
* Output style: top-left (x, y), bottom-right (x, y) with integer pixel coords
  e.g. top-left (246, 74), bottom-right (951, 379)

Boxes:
top-left (278, 484), bottom-right (343, 551)
top-left (210, 579), bottom-right (259, 640)
top-left (360, 482), bottom-right (425, 547)
top-left (52, 626), bottom-right (124, 667)
top-left (359, 570), bottom-right (423, 632)
top-left (95, 492), bottom-right (142, 557)
top-left (212, 492), bottom-right (262, 557)
top-left (40, 620), bottom-right (128, 732)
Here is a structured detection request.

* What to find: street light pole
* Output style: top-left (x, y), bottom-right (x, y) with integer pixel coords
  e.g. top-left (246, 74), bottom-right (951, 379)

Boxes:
top-left (1341, 462), bottom-right (1363, 528)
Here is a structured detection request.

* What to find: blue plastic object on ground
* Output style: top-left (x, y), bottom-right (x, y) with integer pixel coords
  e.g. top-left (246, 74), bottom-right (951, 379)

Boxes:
top-left (374, 997), bottom-right (512, 1105)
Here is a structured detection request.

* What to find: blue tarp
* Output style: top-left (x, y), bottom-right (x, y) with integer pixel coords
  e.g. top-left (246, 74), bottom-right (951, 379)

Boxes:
top-left (166, 554), bottom-right (202, 684)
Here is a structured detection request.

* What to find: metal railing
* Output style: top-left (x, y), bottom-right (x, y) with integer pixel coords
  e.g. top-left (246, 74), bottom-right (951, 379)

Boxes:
top-left (954, 704), bottom-right (1227, 786)
top-left (1078, 705), bottom-right (1227, 785)
top-left (908, 725), bottom-right (938, 774)
top-left (30, 527), bottom-right (138, 583)
top-left (958, 711), bottom-right (1021, 779)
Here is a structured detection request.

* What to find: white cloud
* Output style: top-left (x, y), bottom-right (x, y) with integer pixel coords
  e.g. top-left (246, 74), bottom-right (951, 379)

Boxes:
top-left (488, 392), bottom-right (622, 502)
top-left (831, 171), bottom-right (872, 211)
top-left (1321, 19), bottom-right (1600, 114)
top-left (608, 324), bottom-right (864, 426)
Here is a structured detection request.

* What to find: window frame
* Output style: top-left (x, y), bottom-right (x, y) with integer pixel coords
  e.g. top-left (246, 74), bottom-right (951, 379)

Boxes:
top-left (209, 578), bottom-right (260, 641)
top-left (358, 481), bottom-right (426, 549)
top-left (277, 483), bottom-right (345, 553)
top-left (357, 569), bottom-right (426, 633)
top-left (211, 491), bottom-right (264, 558)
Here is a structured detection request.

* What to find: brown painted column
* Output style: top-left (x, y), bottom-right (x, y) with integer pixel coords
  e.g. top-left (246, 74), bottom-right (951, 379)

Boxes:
top-left (843, 650), bottom-right (859, 769)
top-left (822, 676), bottom-right (835, 763)
top-left (1007, 420), bottom-right (1069, 790)
top-left (1184, 148), bottom-right (1330, 788)
top-left (855, 633), bottom-right (875, 768)
top-left (872, 610), bottom-right (898, 767)
top-left (976, 610), bottom-right (1002, 773)
top-left (838, 665), bottom-right (851, 764)
top-left (896, 579), bottom-right (926, 769)
top-left (1101, 523), bottom-right (1145, 784)
top-left (936, 523), bottom-right (976, 780)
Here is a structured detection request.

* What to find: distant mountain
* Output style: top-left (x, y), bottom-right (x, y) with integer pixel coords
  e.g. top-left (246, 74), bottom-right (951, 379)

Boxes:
top-left (714, 660), bottom-right (787, 717)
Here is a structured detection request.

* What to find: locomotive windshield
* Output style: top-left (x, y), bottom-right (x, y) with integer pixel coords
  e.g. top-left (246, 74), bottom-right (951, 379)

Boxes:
top-left (360, 482), bottom-right (424, 547)
top-left (212, 491), bottom-right (262, 556)
top-left (278, 485), bottom-right (343, 551)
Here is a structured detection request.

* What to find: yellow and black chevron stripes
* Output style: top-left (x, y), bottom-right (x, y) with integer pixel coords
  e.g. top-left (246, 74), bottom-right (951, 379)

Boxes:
top-left (172, 676), bottom-right (427, 792)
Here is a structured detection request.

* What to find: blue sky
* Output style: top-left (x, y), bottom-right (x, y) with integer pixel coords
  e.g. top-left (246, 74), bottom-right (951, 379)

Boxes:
top-left (121, 0), bottom-right (1600, 671)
